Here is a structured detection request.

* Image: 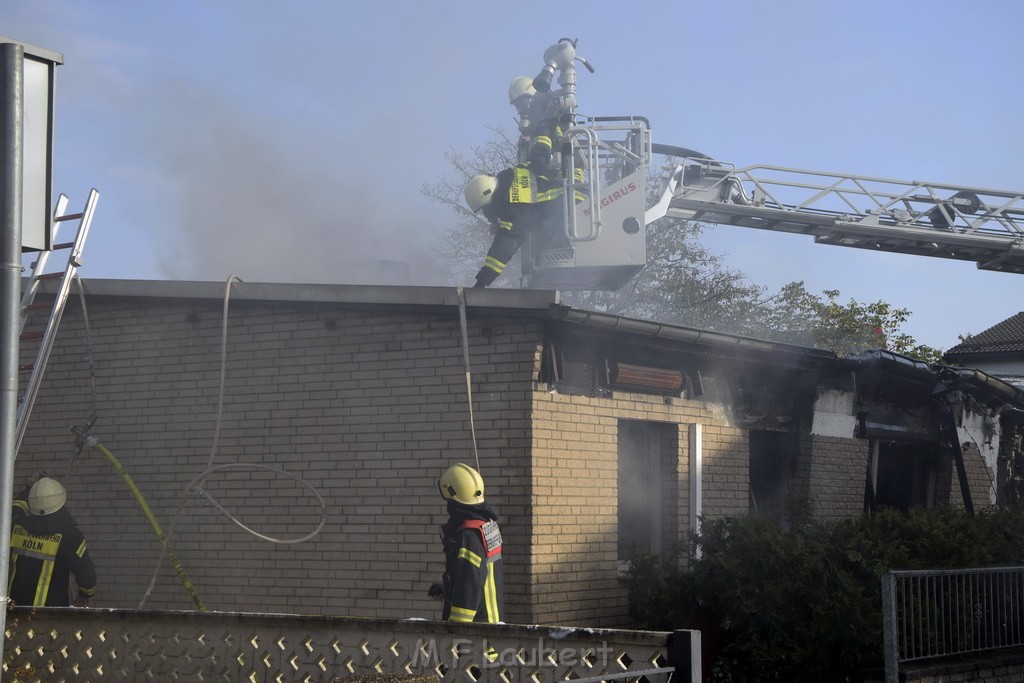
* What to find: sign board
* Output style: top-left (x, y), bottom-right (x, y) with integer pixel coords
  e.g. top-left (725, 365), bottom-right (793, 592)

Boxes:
top-left (0, 36), bottom-right (62, 252)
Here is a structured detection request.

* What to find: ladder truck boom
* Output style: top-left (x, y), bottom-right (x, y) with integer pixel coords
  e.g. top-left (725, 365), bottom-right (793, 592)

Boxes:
top-left (646, 158), bottom-right (1024, 274)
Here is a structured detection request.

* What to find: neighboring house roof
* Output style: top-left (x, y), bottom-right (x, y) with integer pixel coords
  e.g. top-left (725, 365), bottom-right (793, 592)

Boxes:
top-left (945, 311), bottom-right (1024, 360)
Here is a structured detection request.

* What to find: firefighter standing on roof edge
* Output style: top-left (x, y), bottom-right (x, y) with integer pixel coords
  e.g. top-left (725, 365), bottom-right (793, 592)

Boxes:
top-left (8, 473), bottom-right (97, 607)
top-left (429, 463), bottom-right (504, 623)
top-left (464, 116), bottom-right (587, 289)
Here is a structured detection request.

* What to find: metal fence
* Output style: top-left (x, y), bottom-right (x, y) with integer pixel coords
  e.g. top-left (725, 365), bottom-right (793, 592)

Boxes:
top-left (882, 566), bottom-right (1024, 683)
top-left (1, 607), bottom-right (699, 682)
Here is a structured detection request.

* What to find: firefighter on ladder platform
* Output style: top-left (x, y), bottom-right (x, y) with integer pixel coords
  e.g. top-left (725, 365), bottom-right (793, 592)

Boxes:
top-left (508, 76), bottom-right (540, 162)
top-left (429, 464), bottom-right (504, 623)
top-left (464, 117), bottom-right (586, 288)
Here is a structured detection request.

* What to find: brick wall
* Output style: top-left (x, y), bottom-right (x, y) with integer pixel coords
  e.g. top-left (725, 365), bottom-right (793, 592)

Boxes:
top-left (699, 421), bottom-right (750, 521)
top-left (804, 435), bottom-right (870, 521)
top-left (940, 444), bottom-right (998, 511)
top-left (885, 650), bottom-right (1024, 682)
top-left (17, 296), bottom-right (538, 622)
top-left (529, 391), bottom-right (745, 627)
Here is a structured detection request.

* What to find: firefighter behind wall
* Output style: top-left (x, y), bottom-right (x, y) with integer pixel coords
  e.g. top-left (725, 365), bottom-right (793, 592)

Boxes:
top-left (9, 475), bottom-right (97, 607)
top-left (430, 463), bottom-right (504, 622)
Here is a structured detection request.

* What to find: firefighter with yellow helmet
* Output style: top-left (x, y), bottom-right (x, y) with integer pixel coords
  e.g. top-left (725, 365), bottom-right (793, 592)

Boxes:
top-left (8, 474), bottom-right (97, 607)
top-left (429, 463), bottom-right (504, 623)
top-left (508, 75), bottom-right (539, 161)
top-left (464, 118), bottom-right (585, 288)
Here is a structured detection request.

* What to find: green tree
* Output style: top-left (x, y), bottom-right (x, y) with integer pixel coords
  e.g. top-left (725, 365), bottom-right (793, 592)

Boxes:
top-left (741, 282), bottom-right (944, 362)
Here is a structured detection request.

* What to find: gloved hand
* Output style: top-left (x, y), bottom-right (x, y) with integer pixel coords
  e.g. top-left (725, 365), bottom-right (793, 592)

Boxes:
top-left (428, 583), bottom-right (444, 600)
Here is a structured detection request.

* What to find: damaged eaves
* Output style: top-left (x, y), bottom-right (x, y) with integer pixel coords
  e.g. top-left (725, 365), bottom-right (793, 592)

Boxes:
top-left (851, 349), bottom-right (1024, 413)
top-left (553, 304), bottom-right (1024, 412)
top-left (546, 304), bottom-right (1024, 445)
top-left (544, 305), bottom-right (836, 429)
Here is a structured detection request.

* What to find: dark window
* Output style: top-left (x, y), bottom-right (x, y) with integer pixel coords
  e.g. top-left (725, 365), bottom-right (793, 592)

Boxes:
top-left (874, 441), bottom-right (935, 511)
top-left (749, 430), bottom-right (794, 516)
top-left (618, 420), bottom-right (677, 560)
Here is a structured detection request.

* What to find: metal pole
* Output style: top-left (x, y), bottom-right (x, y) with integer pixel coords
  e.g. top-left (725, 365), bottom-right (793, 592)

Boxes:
top-left (882, 572), bottom-right (900, 683)
top-left (667, 629), bottom-right (702, 683)
top-left (0, 40), bottom-right (25, 656)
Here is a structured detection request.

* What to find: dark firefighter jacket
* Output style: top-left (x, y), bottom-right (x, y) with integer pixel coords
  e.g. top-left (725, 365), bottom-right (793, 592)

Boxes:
top-left (474, 123), bottom-right (586, 288)
top-left (9, 487), bottom-right (97, 607)
top-left (440, 500), bottom-right (504, 623)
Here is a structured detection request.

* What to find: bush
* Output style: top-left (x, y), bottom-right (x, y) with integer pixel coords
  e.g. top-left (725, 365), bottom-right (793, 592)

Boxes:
top-left (628, 502), bottom-right (1024, 682)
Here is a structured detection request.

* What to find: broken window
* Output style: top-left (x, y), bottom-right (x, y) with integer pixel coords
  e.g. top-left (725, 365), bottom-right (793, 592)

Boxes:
top-left (749, 430), bottom-right (794, 516)
top-left (617, 420), bottom-right (678, 561)
top-left (872, 440), bottom-right (936, 511)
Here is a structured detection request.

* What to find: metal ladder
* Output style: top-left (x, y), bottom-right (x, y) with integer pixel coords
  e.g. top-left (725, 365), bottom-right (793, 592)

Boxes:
top-left (15, 189), bottom-right (99, 453)
top-left (649, 159), bottom-right (1024, 273)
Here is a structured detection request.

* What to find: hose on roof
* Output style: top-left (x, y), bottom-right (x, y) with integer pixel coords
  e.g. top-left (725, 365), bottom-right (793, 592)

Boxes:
top-left (456, 286), bottom-right (482, 474)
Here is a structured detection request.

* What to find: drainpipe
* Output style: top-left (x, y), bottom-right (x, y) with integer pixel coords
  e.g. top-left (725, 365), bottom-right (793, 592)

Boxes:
top-left (689, 424), bottom-right (703, 558)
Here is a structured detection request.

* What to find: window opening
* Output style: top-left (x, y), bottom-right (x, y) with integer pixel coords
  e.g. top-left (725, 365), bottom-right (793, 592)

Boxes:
top-left (618, 420), bottom-right (677, 561)
top-left (873, 440), bottom-right (935, 511)
top-left (749, 430), bottom-right (793, 516)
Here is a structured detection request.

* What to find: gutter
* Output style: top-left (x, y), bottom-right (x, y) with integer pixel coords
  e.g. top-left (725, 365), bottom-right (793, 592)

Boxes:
top-left (547, 303), bottom-right (837, 361)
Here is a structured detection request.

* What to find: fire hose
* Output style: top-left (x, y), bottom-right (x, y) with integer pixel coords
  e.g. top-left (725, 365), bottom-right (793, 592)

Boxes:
top-left (74, 430), bottom-right (207, 611)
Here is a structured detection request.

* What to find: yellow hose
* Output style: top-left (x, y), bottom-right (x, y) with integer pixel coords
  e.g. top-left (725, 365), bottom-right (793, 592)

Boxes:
top-left (90, 440), bottom-right (206, 612)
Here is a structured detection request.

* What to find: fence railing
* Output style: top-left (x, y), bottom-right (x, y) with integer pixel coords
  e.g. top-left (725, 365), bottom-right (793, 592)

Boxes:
top-left (1, 607), bottom-right (699, 682)
top-left (882, 566), bottom-right (1024, 683)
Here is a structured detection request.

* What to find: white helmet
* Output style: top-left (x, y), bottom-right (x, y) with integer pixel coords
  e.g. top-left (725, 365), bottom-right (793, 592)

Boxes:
top-left (28, 477), bottom-right (66, 515)
top-left (508, 76), bottom-right (536, 104)
top-left (464, 175), bottom-right (498, 213)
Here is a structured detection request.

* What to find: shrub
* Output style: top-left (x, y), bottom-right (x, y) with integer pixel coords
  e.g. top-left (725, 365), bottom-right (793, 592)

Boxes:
top-left (628, 502), bottom-right (1024, 682)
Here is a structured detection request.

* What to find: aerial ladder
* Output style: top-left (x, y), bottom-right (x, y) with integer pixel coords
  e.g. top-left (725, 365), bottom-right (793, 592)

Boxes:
top-left (645, 160), bottom-right (1024, 275)
top-left (515, 40), bottom-right (1024, 290)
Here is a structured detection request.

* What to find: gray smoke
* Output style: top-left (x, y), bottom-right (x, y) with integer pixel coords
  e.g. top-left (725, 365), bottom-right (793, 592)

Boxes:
top-left (142, 83), bottom-right (451, 286)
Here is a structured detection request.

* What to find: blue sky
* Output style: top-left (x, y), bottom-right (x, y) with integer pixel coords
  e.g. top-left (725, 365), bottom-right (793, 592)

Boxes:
top-left (6, 0), bottom-right (1024, 351)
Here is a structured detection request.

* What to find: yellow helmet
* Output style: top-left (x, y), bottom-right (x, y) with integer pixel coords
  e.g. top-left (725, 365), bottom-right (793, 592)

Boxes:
top-left (28, 477), bottom-right (66, 515)
top-left (508, 76), bottom-right (536, 104)
top-left (464, 175), bottom-right (498, 213)
top-left (438, 463), bottom-right (485, 505)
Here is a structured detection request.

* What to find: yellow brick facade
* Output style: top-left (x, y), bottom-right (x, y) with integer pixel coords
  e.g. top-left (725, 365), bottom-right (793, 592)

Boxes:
top-left (528, 390), bottom-right (747, 626)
